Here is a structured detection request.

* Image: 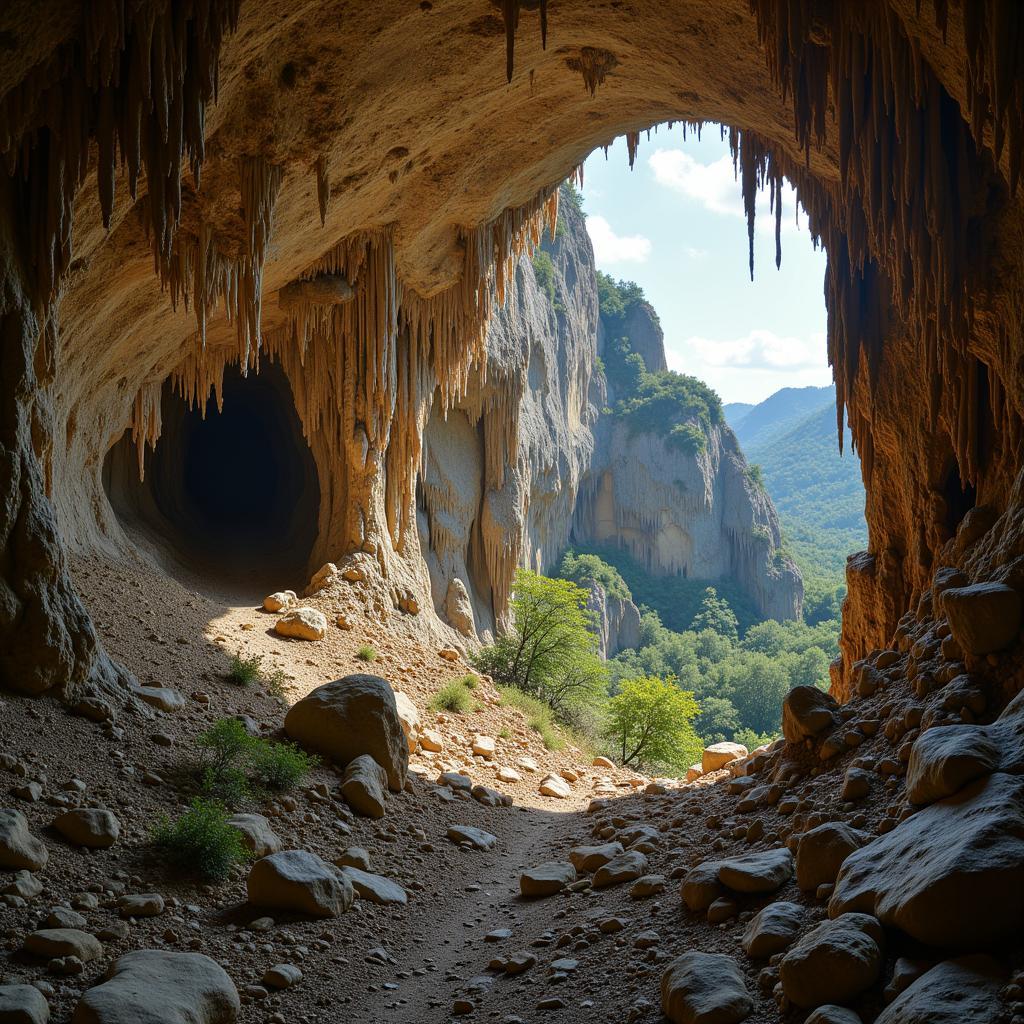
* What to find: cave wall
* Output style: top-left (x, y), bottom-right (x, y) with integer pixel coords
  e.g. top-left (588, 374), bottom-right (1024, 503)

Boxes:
top-left (1, 0), bottom-right (1023, 702)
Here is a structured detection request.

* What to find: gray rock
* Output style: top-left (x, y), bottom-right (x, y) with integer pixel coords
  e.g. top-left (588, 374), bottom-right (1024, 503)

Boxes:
top-left (446, 826), bottom-right (496, 851)
top-left (905, 725), bottom-right (1000, 805)
top-left (569, 842), bottom-right (624, 872)
top-left (592, 850), bottom-right (648, 889)
top-left (875, 955), bottom-right (1005, 1023)
top-left (0, 983), bottom-right (50, 1023)
top-left (334, 847), bottom-right (371, 870)
top-left (118, 893), bottom-right (163, 918)
top-left (741, 901), bottom-right (804, 958)
top-left (25, 929), bottom-right (102, 963)
top-left (660, 950), bottom-right (753, 1024)
top-left (338, 867), bottom-right (407, 905)
top-left (681, 860), bottom-right (724, 912)
top-left (942, 582), bottom-right (1022, 655)
top-left (779, 914), bottom-right (883, 1009)
top-left (718, 848), bottom-right (793, 894)
top-left (3, 870), bottom-right (41, 899)
top-left (783, 686), bottom-right (838, 744)
top-left (830, 772), bottom-right (1024, 946)
top-left (805, 1009), bottom-right (862, 1024)
top-left (130, 685), bottom-right (185, 713)
top-left (0, 809), bottom-right (47, 871)
top-left (262, 964), bottom-right (302, 990)
top-left (340, 754), bottom-right (388, 818)
top-left (519, 862), bottom-right (576, 898)
top-left (247, 850), bottom-right (353, 918)
top-left (226, 813), bottom-right (282, 858)
top-left (796, 823), bottom-right (868, 891)
top-left (52, 809), bottom-right (120, 849)
top-left (71, 950), bottom-right (239, 1023)
top-left (284, 675), bottom-right (408, 791)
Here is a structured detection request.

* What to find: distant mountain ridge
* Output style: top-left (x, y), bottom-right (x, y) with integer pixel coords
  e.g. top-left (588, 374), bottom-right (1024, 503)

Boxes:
top-left (728, 386), bottom-right (836, 448)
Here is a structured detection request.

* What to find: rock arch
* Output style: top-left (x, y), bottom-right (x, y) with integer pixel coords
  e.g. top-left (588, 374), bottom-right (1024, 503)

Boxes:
top-left (1, 1), bottom-right (1022, 701)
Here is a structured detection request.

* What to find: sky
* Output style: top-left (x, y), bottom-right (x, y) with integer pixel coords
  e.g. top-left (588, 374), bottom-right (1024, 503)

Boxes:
top-left (580, 126), bottom-right (832, 406)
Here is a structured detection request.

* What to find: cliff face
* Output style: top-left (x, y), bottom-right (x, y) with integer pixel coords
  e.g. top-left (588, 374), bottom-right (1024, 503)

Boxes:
top-left (586, 580), bottom-right (642, 659)
top-left (417, 195), bottom-right (801, 644)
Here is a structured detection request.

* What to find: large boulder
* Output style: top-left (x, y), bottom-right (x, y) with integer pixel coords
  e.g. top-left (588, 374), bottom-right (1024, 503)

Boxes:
top-left (0, 810), bottom-right (47, 871)
top-left (702, 742), bottom-right (747, 773)
top-left (393, 691), bottom-right (420, 753)
top-left (741, 901), bottom-right (805, 958)
top-left (52, 809), bottom-right (120, 849)
top-left (874, 955), bottom-right (1005, 1024)
top-left (941, 582), bottom-right (1021, 655)
top-left (718, 848), bottom-right (793, 894)
top-left (273, 607), bottom-right (327, 641)
top-left (905, 725), bottom-right (1000, 805)
top-left (71, 950), bottom-right (239, 1023)
top-left (592, 850), bottom-right (648, 889)
top-left (226, 813), bottom-right (282, 858)
top-left (519, 862), bottom-right (576, 897)
top-left (660, 951), bottom-right (753, 1024)
top-left (795, 822), bottom-right (869, 891)
top-left (340, 755), bottom-right (388, 818)
top-left (779, 914), bottom-right (883, 1009)
top-left (0, 984), bottom-right (49, 1023)
top-left (830, 772), bottom-right (1024, 946)
top-left (247, 850), bottom-right (354, 918)
top-left (782, 686), bottom-right (838, 744)
top-left (284, 675), bottom-right (408, 791)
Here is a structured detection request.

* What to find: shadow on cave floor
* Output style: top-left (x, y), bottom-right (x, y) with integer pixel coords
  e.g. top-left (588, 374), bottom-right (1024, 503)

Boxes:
top-left (102, 361), bottom-right (320, 604)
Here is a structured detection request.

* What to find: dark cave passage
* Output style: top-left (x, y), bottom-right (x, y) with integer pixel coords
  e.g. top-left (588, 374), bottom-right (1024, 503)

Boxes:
top-left (104, 362), bottom-right (320, 592)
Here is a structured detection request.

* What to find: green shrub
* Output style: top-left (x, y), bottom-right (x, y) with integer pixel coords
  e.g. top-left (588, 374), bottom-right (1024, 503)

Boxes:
top-left (197, 718), bottom-right (257, 806)
top-left (265, 668), bottom-right (289, 699)
top-left (227, 652), bottom-right (264, 686)
top-left (458, 673), bottom-right (479, 690)
top-left (558, 551), bottom-right (632, 601)
top-left (355, 645), bottom-right (377, 662)
top-left (667, 422), bottom-right (707, 456)
top-left (251, 740), bottom-right (318, 792)
top-left (152, 799), bottom-right (249, 881)
top-left (497, 686), bottom-right (565, 751)
top-left (532, 250), bottom-right (557, 307)
top-left (429, 679), bottom-right (475, 714)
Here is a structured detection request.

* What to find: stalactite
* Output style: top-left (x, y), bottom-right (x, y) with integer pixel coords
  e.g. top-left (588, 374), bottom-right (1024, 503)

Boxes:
top-left (314, 155), bottom-right (329, 226)
top-left (498, 0), bottom-right (550, 83)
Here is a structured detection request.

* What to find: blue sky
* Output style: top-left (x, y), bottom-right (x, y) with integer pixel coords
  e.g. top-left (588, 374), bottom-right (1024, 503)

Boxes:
top-left (580, 127), bottom-right (832, 406)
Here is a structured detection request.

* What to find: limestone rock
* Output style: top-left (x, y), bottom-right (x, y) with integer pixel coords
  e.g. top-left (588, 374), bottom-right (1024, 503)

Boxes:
top-left (830, 772), bottom-right (1024, 946)
top-left (796, 822), bottom-right (868, 891)
top-left (0, 984), bottom-right (49, 1023)
top-left (339, 867), bottom-right (407, 905)
top-left (660, 951), bottom-right (753, 1024)
top-left (247, 850), bottom-right (353, 918)
top-left (446, 826), bottom-right (497, 851)
top-left (782, 686), bottom-right (838, 744)
top-left (593, 756), bottom-right (615, 769)
top-left (741, 901), bottom-right (805, 958)
top-left (718, 848), bottom-right (793, 894)
top-left (592, 850), bottom-right (648, 889)
top-left (226, 813), bottom-right (282, 858)
top-left (131, 686), bottom-right (185, 713)
top-left (52, 809), bottom-right (120, 849)
top-left (941, 582), bottom-right (1022, 655)
top-left (273, 607), bottom-right (327, 641)
top-left (519, 862), bottom-right (576, 897)
top-left (118, 893), bottom-right (164, 918)
top-left (262, 964), bottom-right (302, 990)
top-left (307, 564), bottom-right (338, 593)
top-left (25, 929), bottom-right (102, 962)
top-left (71, 950), bottom-right (239, 1023)
top-left (340, 754), bottom-right (388, 818)
top-left (569, 842), bottom-right (624, 872)
top-left (905, 724), bottom-right (1000, 805)
top-left (0, 810), bottom-right (47, 871)
top-left (539, 774), bottom-right (571, 798)
top-left (284, 675), bottom-right (408, 791)
top-left (874, 955), bottom-right (1005, 1024)
top-left (262, 591), bottom-right (295, 612)
top-left (779, 914), bottom-right (883, 1009)
top-left (420, 729), bottom-right (444, 753)
top-left (393, 691), bottom-right (420, 754)
top-left (472, 734), bottom-right (496, 757)
top-left (444, 578), bottom-right (475, 636)
top-left (681, 860), bottom-right (725, 913)
top-left (702, 742), bottom-right (748, 773)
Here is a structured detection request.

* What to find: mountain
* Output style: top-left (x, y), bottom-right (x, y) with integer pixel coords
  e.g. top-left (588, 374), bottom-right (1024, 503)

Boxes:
top-left (723, 402), bottom-right (754, 428)
top-left (731, 385), bottom-right (836, 449)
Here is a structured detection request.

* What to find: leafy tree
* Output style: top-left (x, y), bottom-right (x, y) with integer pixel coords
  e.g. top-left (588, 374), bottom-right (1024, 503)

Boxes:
top-left (473, 569), bottom-right (606, 717)
top-left (694, 696), bottom-right (740, 745)
top-left (716, 652), bottom-right (790, 736)
top-left (605, 676), bottom-right (702, 770)
top-left (691, 587), bottom-right (739, 641)
top-left (559, 551), bottom-right (632, 601)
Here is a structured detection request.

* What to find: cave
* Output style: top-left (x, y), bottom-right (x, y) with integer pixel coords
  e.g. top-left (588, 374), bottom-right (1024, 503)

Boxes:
top-left (103, 362), bottom-right (320, 592)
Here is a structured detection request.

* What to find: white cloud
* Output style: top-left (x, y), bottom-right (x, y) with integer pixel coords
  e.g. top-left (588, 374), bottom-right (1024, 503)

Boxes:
top-left (585, 215), bottom-right (652, 264)
top-left (685, 246), bottom-right (708, 261)
top-left (680, 329), bottom-right (827, 371)
top-left (648, 148), bottom-right (803, 234)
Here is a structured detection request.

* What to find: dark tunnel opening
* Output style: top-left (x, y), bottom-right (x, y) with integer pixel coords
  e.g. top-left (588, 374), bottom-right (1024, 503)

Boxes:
top-left (104, 361), bottom-right (320, 592)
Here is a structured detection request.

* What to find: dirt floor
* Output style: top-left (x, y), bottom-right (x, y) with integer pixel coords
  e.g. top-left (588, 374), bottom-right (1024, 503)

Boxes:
top-left (0, 548), bottom-right (945, 1023)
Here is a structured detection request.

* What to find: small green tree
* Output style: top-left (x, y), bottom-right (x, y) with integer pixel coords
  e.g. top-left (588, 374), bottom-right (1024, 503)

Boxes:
top-left (690, 587), bottom-right (739, 641)
top-left (605, 676), bottom-right (702, 770)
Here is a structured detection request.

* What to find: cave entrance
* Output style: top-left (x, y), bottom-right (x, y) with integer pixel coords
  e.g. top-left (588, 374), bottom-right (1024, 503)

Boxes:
top-left (104, 361), bottom-right (320, 594)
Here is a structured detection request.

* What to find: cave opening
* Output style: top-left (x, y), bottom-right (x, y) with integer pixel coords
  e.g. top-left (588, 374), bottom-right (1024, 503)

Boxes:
top-left (104, 361), bottom-right (320, 592)
top-left (940, 459), bottom-right (977, 535)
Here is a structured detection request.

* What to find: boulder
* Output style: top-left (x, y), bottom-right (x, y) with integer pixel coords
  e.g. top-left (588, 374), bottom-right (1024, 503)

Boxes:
top-left (779, 914), bottom-right (883, 1009)
top-left (25, 929), bottom-right (102, 962)
top-left (262, 591), bottom-right (295, 613)
top-left (444, 578), bottom-right (475, 635)
top-left (393, 691), bottom-right (420, 753)
top-left (782, 686), bottom-right (838, 744)
top-left (0, 984), bottom-right (49, 1024)
top-left (338, 867), bottom-right (407, 905)
top-left (131, 685), bottom-right (185, 712)
top-left (569, 842), bottom-right (624, 872)
top-left (52, 809), bottom-right (120, 849)
top-left (718, 848), bottom-right (793, 894)
top-left (226, 814), bottom-right (282, 858)
top-left (702, 742), bottom-right (747, 774)
top-left (340, 754), bottom-right (388, 818)
top-left (273, 607), bottom-right (327, 641)
top-left (420, 729), bottom-right (444, 753)
top-left (905, 725), bottom-right (1000, 805)
top-left (830, 772), bottom-right (1024, 946)
top-left (0, 810), bottom-right (47, 871)
top-left (71, 950), bottom-right (239, 1023)
top-left (284, 675), bottom-right (408, 791)
top-left (471, 784), bottom-right (510, 807)
top-left (874, 955), bottom-right (1005, 1024)
top-left (262, 964), bottom-right (302, 990)
top-left (247, 850), bottom-right (353, 918)
top-left (519, 862), bottom-right (576, 897)
top-left (593, 756), bottom-right (616, 769)
top-left (741, 901), bottom-right (805, 958)
top-left (941, 582), bottom-right (1022, 655)
top-left (118, 893), bottom-right (164, 918)
top-left (796, 822), bottom-right (869, 891)
top-left (539, 774), bottom-right (571, 798)
top-left (472, 734), bottom-right (496, 757)
top-left (681, 861), bottom-right (725, 913)
top-left (446, 826), bottom-right (497, 851)
top-left (592, 850), bottom-right (648, 889)
top-left (660, 951), bottom-right (753, 1024)
top-left (841, 767), bottom-right (872, 802)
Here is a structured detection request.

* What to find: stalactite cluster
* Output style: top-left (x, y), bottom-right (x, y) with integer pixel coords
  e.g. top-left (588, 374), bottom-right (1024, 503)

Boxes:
top-left (0, 0), bottom-right (240, 309)
top-left (497, 0), bottom-right (549, 83)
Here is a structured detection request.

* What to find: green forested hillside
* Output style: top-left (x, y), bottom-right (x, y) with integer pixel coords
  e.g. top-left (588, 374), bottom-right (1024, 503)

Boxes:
top-left (731, 385), bottom-right (835, 448)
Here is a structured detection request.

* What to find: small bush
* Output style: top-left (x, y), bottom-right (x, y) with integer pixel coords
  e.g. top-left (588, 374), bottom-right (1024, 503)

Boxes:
top-left (497, 686), bottom-right (564, 751)
top-left (152, 799), bottom-right (249, 881)
top-left (251, 740), bottom-right (318, 792)
top-left (265, 668), bottom-right (289, 699)
top-left (227, 652), bottom-right (263, 686)
top-left (355, 645), bottom-right (377, 662)
top-left (429, 679), bottom-right (474, 714)
top-left (197, 718), bottom-right (257, 806)
top-left (458, 673), bottom-right (480, 690)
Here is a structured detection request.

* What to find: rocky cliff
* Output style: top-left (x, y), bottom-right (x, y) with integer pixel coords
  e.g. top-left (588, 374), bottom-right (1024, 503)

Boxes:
top-left (416, 192), bottom-right (801, 644)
